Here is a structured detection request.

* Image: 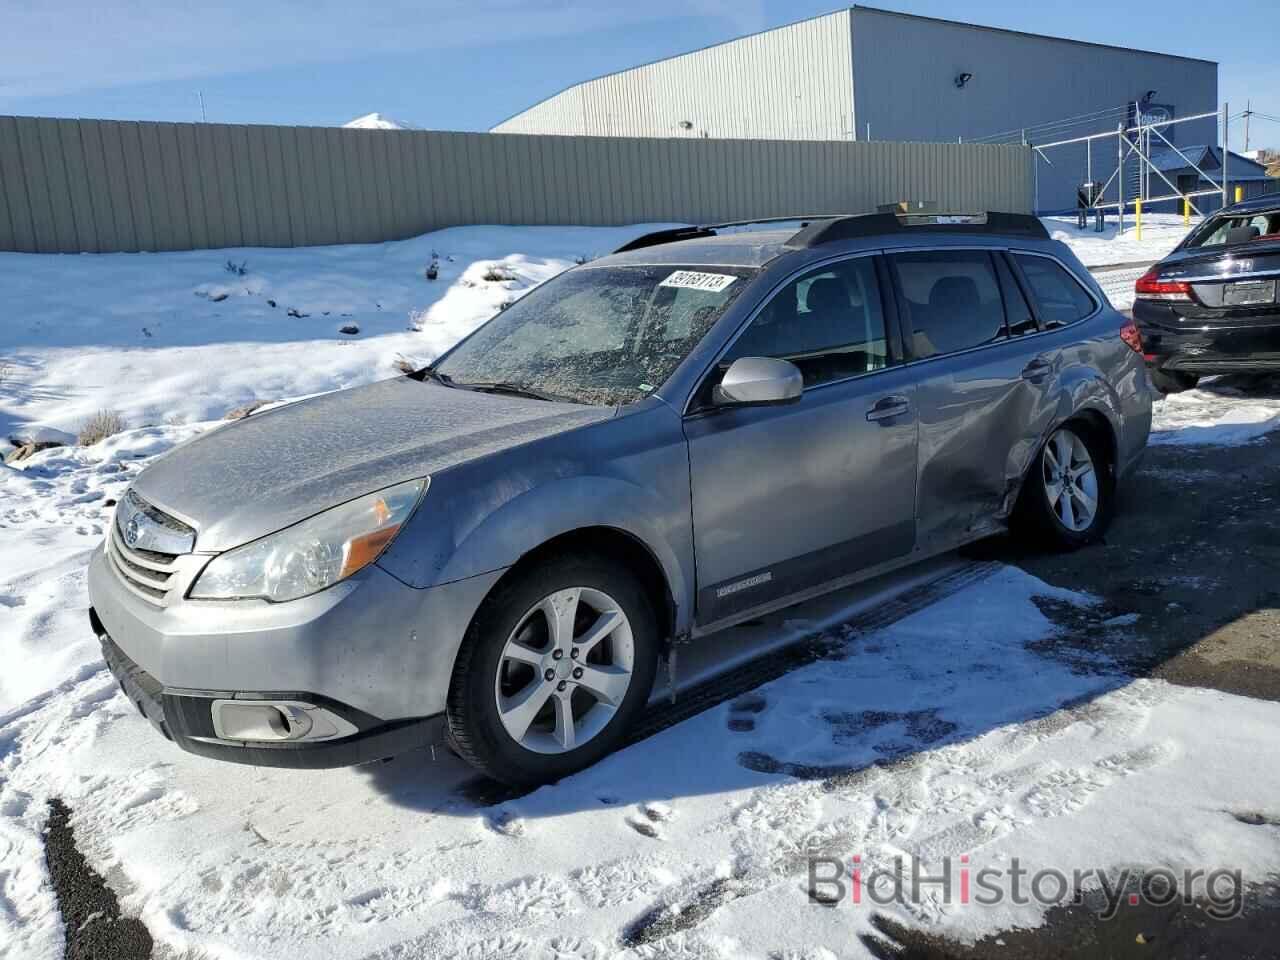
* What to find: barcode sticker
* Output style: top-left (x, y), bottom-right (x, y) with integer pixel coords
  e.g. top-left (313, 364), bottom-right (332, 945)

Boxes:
top-left (659, 270), bottom-right (737, 292)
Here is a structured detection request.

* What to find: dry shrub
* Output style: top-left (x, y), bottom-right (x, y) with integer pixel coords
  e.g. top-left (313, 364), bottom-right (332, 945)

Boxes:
top-left (78, 409), bottom-right (126, 446)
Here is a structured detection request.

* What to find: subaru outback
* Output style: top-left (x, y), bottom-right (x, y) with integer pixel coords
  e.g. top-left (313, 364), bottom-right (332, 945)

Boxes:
top-left (89, 212), bottom-right (1152, 785)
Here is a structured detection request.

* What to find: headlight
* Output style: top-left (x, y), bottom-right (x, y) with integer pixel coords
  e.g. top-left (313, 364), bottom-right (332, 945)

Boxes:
top-left (189, 478), bottom-right (426, 602)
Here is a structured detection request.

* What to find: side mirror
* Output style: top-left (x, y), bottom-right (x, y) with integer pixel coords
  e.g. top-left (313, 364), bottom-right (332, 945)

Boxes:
top-left (712, 357), bottom-right (803, 406)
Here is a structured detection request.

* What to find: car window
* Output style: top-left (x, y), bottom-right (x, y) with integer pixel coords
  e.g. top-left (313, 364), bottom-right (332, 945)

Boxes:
top-left (890, 250), bottom-right (1006, 358)
top-left (721, 256), bottom-right (890, 387)
top-left (1013, 254), bottom-right (1096, 328)
top-left (1188, 212), bottom-right (1280, 248)
top-left (995, 254), bottom-right (1038, 336)
top-left (434, 264), bottom-right (755, 406)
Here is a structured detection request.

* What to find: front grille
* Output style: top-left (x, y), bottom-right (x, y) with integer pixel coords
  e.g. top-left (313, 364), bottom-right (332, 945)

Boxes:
top-left (106, 517), bottom-right (182, 606)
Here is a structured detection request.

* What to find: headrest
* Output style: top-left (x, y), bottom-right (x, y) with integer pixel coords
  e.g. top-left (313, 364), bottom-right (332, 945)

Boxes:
top-left (928, 275), bottom-right (981, 311)
top-left (804, 276), bottom-right (847, 314)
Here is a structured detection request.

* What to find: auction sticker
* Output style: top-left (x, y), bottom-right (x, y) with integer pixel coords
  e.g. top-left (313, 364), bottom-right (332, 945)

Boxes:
top-left (659, 270), bottom-right (737, 292)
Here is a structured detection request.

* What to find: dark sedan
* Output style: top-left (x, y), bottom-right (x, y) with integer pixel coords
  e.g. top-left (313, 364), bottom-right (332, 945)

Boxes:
top-left (1134, 196), bottom-right (1280, 392)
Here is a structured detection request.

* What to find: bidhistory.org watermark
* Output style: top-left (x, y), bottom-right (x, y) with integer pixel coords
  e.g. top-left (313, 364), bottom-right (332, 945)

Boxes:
top-left (808, 855), bottom-right (1244, 920)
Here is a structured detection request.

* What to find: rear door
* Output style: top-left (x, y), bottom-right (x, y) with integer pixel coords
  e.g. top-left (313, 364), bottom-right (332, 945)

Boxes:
top-left (887, 247), bottom-right (1056, 551)
top-left (683, 253), bottom-right (919, 628)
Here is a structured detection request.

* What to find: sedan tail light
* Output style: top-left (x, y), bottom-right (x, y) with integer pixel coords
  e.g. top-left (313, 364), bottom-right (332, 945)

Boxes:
top-left (1119, 317), bottom-right (1144, 355)
top-left (1134, 268), bottom-right (1193, 302)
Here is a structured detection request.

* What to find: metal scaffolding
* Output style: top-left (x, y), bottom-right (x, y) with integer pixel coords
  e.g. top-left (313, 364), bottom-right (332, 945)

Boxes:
top-left (1033, 103), bottom-right (1234, 233)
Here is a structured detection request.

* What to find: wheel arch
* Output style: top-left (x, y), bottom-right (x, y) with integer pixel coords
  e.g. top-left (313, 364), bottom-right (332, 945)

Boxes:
top-left (462, 525), bottom-right (679, 661)
top-left (1006, 404), bottom-right (1119, 518)
top-left (1062, 406), bottom-right (1119, 473)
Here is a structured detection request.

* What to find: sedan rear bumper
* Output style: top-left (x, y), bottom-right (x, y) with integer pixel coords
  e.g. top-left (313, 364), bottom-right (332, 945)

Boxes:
top-left (1133, 301), bottom-right (1280, 373)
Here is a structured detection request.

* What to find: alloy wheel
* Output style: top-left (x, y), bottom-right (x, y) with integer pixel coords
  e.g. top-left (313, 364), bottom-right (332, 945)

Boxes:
top-left (1041, 427), bottom-right (1098, 532)
top-left (493, 587), bottom-right (635, 754)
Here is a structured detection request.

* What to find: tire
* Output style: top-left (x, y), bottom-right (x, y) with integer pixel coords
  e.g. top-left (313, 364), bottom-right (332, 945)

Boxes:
top-left (1149, 367), bottom-right (1198, 394)
top-left (1015, 422), bottom-right (1114, 551)
top-left (446, 552), bottom-right (659, 786)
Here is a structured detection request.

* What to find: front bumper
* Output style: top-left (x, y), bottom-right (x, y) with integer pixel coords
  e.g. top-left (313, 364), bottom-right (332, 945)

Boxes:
top-left (88, 543), bottom-right (505, 767)
top-left (1134, 301), bottom-right (1280, 373)
top-left (96, 619), bottom-right (445, 768)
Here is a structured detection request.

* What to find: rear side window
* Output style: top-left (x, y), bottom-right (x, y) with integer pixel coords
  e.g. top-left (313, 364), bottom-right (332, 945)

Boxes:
top-left (995, 254), bottom-right (1037, 337)
top-left (889, 251), bottom-right (1006, 359)
top-left (1013, 255), bottom-right (1096, 328)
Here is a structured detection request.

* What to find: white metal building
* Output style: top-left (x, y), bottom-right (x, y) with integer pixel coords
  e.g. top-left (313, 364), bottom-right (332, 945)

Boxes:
top-left (492, 7), bottom-right (1218, 212)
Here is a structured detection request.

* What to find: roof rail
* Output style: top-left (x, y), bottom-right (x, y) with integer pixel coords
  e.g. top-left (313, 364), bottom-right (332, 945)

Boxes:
top-left (612, 211), bottom-right (1048, 255)
top-left (612, 226), bottom-right (718, 253)
top-left (785, 211), bottom-right (1048, 248)
top-left (611, 215), bottom-right (841, 254)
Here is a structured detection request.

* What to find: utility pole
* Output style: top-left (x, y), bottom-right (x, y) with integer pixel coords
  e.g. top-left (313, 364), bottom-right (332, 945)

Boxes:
top-left (1117, 121), bottom-right (1125, 235)
top-left (1221, 101), bottom-right (1229, 209)
top-left (198, 91), bottom-right (207, 123)
top-left (1244, 100), bottom-right (1251, 152)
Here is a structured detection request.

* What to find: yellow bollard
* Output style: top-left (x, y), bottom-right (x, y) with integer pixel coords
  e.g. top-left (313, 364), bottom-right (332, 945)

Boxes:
top-left (1183, 196), bottom-right (1190, 227)
top-left (1235, 186), bottom-right (1244, 203)
top-left (1135, 199), bottom-right (1142, 241)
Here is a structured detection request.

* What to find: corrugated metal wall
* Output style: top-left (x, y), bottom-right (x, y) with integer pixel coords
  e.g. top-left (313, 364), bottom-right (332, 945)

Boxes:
top-left (0, 115), bottom-right (1032, 254)
top-left (849, 8), bottom-right (1219, 213)
top-left (492, 11), bottom-right (854, 140)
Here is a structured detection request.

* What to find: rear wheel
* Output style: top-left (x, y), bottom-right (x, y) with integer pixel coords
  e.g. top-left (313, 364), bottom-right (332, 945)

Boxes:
top-left (446, 553), bottom-right (659, 785)
top-left (1016, 423), bottom-right (1113, 550)
top-left (1149, 367), bottom-right (1199, 394)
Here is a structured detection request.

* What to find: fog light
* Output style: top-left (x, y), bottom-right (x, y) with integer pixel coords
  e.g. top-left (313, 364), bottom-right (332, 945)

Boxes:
top-left (211, 699), bottom-right (356, 743)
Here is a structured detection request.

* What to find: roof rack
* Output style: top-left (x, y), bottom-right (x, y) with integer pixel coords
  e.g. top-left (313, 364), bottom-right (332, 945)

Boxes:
top-left (611, 215), bottom-right (833, 254)
top-left (785, 211), bottom-right (1048, 248)
top-left (612, 211), bottom-right (1047, 255)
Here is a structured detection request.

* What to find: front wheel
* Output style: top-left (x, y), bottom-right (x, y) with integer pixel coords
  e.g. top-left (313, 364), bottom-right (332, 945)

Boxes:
top-left (1015, 423), bottom-right (1114, 550)
top-left (446, 553), bottom-right (659, 785)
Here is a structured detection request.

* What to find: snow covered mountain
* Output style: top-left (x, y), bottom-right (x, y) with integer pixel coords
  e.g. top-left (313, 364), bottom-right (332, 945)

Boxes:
top-left (343, 112), bottom-right (418, 130)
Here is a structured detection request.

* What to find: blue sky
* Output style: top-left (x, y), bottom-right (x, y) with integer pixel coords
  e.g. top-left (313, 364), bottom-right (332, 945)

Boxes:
top-left (2, 0), bottom-right (1277, 148)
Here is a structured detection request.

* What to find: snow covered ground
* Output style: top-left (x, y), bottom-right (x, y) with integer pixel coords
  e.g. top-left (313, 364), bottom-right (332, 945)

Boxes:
top-left (1151, 376), bottom-right (1280, 446)
top-left (4, 219), bottom-right (1280, 959)
top-left (1041, 212), bottom-right (1198, 268)
top-left (6, 546), bottom-right (1280, 959)
top-left (0, 224), bottom-right (670, 439)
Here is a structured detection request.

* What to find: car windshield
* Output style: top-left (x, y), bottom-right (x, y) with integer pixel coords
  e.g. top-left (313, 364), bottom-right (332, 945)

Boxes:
top-left (432, 264), bottom-right (756, 405)
top-left (1184, 210), bottom-right (1280, 249)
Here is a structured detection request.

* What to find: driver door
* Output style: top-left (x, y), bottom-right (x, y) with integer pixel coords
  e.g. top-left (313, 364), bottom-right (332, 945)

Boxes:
top-left (682, 254), bottom-right (919, 628)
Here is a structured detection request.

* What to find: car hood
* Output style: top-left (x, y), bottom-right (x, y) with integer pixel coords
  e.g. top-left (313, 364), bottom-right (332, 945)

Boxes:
top-left (132, 378), bottom-right (613, 552)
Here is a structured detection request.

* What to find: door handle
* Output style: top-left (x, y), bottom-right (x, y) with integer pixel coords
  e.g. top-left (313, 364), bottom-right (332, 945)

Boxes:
top-left (1022, 357), bottom-right (1052, 381)
top-left (866, 395), bottom-right (911, 422)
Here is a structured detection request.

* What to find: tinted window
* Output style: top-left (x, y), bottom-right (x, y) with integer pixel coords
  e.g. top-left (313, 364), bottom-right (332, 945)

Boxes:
top-left (890, 251), bottom-right (1006, 358)
top-left (1014, 255), bottom-right (1096, 328)
top-left (722, 256), bottom-right (890, 387)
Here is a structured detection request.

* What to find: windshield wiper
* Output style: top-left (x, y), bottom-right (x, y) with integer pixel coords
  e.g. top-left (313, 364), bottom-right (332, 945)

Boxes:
top-left (452, 380), bottom-right (568, 403)
top-left (409, 365), bottom-right (456, 387)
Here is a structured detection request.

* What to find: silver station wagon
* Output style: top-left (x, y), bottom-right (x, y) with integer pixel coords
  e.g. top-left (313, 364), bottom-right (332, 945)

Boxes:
top-left (89, 212), bottom-right (1152, 785)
